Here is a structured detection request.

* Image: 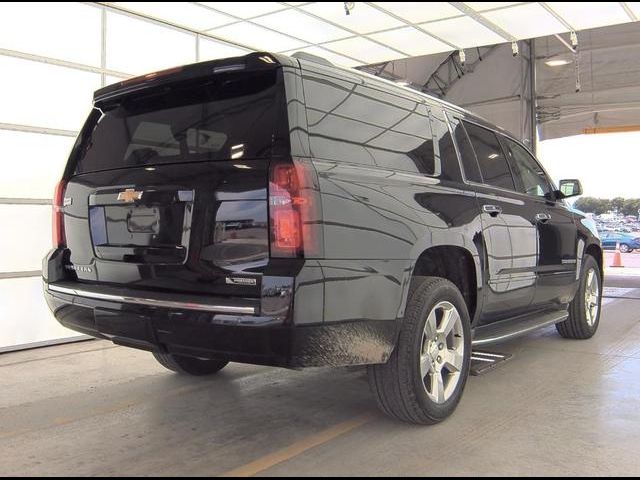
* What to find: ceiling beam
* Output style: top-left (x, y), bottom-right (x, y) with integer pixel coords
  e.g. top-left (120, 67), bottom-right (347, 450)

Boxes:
top-left (620, 2), bottom-right (638, 21)
top-left (448, 2), bottom-right (516, 42)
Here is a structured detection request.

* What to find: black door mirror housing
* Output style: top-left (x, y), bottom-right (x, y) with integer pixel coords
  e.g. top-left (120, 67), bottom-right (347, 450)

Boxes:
top-left (557, 179), bottom-right (583, 199)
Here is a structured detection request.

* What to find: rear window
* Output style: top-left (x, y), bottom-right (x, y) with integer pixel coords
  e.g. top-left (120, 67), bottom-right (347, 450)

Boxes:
top-left (72, 69), bottom-right (288, 174)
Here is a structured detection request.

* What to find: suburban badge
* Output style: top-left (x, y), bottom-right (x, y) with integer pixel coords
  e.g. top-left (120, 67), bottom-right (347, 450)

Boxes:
top-left (225, 277), bottom-right (257, 286)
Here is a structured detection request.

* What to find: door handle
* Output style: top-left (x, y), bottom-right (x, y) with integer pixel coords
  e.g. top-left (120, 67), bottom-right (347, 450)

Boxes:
top-left (483, 204), bottom-right (502, 217)
top-left (535, 212), bottom-right (551, 223)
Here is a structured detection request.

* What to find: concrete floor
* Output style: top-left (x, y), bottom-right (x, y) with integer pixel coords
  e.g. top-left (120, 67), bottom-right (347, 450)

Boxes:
top-left (2, 289), bottom-right (640, 476)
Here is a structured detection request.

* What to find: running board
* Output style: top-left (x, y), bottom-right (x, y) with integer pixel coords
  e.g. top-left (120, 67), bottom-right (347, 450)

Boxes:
top-left (472, 309), bottom-right (569, 347)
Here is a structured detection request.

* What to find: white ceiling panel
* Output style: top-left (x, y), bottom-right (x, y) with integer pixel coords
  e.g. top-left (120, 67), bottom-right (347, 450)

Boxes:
top-left (464, 2), bottom-right (522, 11)
top-left (483, 3), bottom-right (569, 40)
top-left (252, 9), bottom-right (352, 44)
top-left (368, 27), bottom-right (452, 57)
top-left (198, 37), bottom-right (252, 61)
top-left (198, 2), bottom-right (286, 19)
top-left (209, 22), bottom-right (308, 52)
top-left (283, 46), bottom-right (363, 67)
top-left (421, 16), bottom-right (507, 48)
top-left (300, 2), bottom-right (405, 34)
top-left (99, 2), bottom-right (640, 70)
top-left (323, 36), bottom-right (407, 64)
top-left (546, 2), bottom-right (630, 30)
top-left (114, 2), bottom-right (233, 31)
top-left (373, 2), bottom-right (464, 24)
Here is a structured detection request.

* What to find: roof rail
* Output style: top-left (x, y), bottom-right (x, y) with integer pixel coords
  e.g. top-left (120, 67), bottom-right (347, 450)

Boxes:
top-left (290, 51), bottom-right (334, 67)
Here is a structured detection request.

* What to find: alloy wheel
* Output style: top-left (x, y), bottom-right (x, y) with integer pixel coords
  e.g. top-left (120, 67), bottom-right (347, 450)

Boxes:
top-left (419, 301), bottom-right (465, 404)
top-left (584, 268), bottom-right (600, 327)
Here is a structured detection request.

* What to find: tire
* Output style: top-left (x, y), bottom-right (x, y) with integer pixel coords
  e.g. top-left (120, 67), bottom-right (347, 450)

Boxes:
top-left (367, 277), bottom-right (471, 425)
top-left (619, 243), bottom-right (630, 253)
top-left (153, 352), bottom-right (228, 376)
top-left (556, 254), bottom-right (602, 340)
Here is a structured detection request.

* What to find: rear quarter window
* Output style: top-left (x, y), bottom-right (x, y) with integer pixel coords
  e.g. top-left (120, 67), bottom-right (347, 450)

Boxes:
top-left (303, 70), bottom-right (439, 176)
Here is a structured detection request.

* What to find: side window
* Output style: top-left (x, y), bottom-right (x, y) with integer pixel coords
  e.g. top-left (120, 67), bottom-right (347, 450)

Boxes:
top-left (449, 116), bottom-right (482, 183)
top-left (303, 71), bottom-right (438, 175)
top-left (430, 107), bottom-right (462, 182)
top-left (463, 121), bottom-right (515, 191)
top-left (371, 101), bottom-right (436, 175)
top-left (502, 137), bottom-right (552, 198)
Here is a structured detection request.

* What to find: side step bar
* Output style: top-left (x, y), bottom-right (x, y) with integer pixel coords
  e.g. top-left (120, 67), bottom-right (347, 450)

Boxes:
top-left (472, 309), bottom-right (569, 347)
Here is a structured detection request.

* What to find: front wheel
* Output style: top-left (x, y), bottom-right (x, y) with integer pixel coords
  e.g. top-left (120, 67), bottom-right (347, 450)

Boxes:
top-left (556, 255), bottom-right (602, 339)
top-left (153, 352), bottom-right (228, 376)
top-left (368, 277), bottom-right (471, 425)
top-left (619, 243), bottom-right (630, 253)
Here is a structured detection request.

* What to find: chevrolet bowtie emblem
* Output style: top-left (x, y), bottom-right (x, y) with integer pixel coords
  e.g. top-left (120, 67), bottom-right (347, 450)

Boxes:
top-left (117, 188), bottom-right (143, 202)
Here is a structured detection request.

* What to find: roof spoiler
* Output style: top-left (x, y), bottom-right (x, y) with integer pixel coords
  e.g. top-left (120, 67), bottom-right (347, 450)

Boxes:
top-left (93, 52), bottom-right (296, 105)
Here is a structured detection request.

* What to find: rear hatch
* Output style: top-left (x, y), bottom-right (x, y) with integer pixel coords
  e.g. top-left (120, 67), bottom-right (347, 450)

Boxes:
top-left (60, 56), bottom-right (290, 298)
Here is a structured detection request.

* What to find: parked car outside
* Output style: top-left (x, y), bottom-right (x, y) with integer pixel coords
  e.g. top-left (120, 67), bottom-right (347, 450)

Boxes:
top-left (600, 232), bottom-right (640, 252)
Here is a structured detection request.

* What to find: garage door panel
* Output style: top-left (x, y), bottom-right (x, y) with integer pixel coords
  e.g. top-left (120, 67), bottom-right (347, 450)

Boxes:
top-left (0, 205), bottom-right (51, 273)
top-left (0, 277), bottom-right (81, 351)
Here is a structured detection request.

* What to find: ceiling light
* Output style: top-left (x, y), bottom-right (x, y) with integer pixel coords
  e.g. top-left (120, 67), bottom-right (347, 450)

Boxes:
top-left (395, 80), bottom-right (411, 87)
top-left (545, 58), bottom-right (572, 67)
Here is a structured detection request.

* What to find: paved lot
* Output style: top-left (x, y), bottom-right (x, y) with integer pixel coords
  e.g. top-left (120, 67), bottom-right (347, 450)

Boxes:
top-left (605, 250), bottom-right (640, 270)
top-left (2, 290), bottom-right (640, 476)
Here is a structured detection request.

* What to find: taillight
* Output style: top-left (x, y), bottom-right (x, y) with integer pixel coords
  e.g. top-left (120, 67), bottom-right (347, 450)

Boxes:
top-left (52, 180), bottom-right (67, 248)
top-left (269, 160), bottom-right (323, 258)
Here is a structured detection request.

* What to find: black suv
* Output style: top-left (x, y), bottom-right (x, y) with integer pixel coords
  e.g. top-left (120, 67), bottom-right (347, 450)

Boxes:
top-left (43, 52), bottom-right (602, 425)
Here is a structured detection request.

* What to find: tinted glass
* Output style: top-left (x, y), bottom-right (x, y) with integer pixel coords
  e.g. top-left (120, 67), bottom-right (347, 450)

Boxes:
top-left (430, 107), bottom-right (462, 182)
top-left (304, 72), bottom-right (438, 176)
top-left (72, 70), bottom-right (287, 174)
top-left (450, 117), bottom-right (482, 183)
top-left (502, 137), bottom-right (551, 198)
top-left (463, 121), bottom-right (515, 191)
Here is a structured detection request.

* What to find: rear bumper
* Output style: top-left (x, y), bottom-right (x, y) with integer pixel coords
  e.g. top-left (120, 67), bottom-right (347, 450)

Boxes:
top-left (44, 282), bottom-right (396, 368)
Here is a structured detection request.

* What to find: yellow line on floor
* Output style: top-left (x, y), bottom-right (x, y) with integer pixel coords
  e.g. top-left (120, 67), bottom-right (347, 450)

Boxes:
top-left (220, 412), bottom-right (375, 477)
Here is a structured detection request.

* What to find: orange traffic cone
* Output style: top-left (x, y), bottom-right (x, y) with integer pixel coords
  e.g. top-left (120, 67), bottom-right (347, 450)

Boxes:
top-left (611, 243), bottom-right (624, 267)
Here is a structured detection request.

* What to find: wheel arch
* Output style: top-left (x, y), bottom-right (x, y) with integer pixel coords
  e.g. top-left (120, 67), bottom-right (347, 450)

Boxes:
top-left (585, 242), bottom-right (604, 280)
top-left (404, 245), bottom-right (481, 326)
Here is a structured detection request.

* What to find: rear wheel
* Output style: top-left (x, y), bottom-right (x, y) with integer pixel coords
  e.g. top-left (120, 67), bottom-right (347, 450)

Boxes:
top-left (556, 255), bottom-right (602, 340)
top-left (153, 352), bottom-right (228, 376)
top-left (368, 277), bottom-right (471, 425)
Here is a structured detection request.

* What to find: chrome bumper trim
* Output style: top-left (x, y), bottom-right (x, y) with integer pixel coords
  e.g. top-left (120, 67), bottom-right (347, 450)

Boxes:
top-left (47, 284), bottom-right (256, 315)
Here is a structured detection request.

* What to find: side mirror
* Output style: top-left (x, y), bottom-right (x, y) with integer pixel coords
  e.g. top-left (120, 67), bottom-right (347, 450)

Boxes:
top-left (558, 179), bottom-right (583, 199)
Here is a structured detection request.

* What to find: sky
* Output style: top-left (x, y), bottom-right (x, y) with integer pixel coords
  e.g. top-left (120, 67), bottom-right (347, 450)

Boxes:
top-left (537, 131), bottom-right (640, 199)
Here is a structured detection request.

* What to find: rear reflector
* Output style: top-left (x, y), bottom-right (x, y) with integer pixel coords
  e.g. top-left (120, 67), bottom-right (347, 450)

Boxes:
top-left (269, 160), bottom-right (323, 258)
top-left (52, 180), bottom-right (67, 248)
